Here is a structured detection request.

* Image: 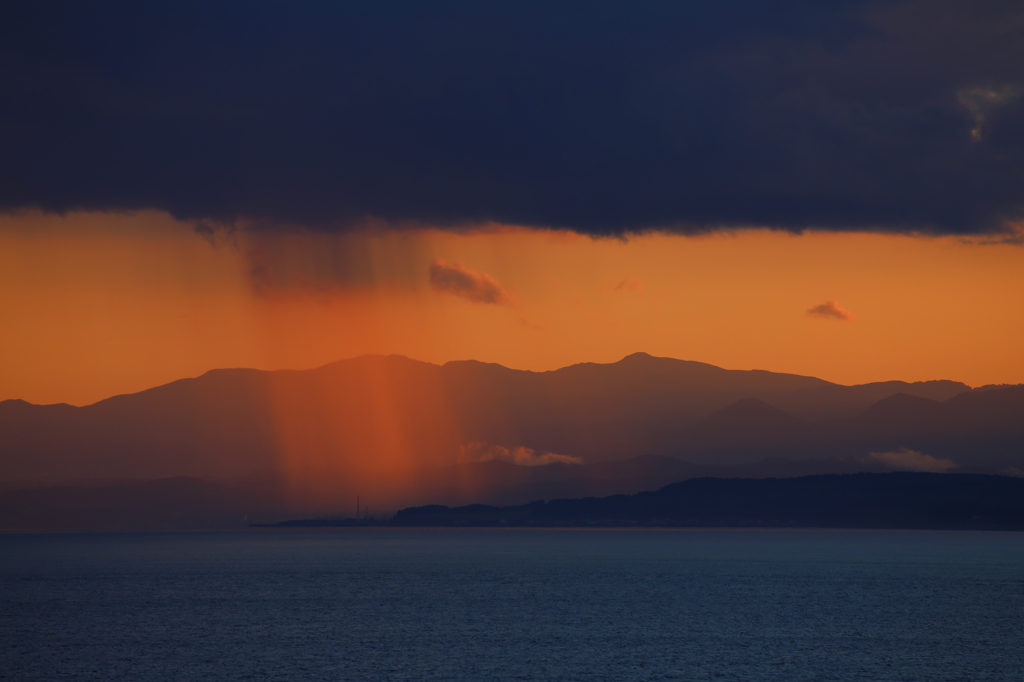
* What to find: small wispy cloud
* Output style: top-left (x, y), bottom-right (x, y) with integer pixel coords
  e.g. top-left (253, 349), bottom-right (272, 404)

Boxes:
top-left (613, 277), bottom-right (644, 293)
top-left (459, 442), bottom-right (582, 467)
top-left (429, 259), bottom-right (515, 306)
top-left (959, 85), bottom-right (1019, 141)
top-left (806, 299), bottom-right (855, 321)
top-left (864, 448), bottom-right (955, 473)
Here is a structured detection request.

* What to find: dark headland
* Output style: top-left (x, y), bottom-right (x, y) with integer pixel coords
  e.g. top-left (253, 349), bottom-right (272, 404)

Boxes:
top-left (260, 472), bottom-right (1024, 531)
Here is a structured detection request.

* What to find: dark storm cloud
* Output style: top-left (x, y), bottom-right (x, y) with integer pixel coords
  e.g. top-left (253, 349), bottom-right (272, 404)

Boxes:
top-left (1, 0), bottom-right (1023, 235)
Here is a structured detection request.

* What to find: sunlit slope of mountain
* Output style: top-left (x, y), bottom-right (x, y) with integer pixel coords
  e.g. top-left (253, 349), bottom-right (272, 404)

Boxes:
top-left (3, 353), bottom-right (1019, 486)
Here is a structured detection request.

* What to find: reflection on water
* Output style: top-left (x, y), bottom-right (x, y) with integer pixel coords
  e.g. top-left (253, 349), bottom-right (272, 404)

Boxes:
top-left (2, 529), bottom-right (1023, 681)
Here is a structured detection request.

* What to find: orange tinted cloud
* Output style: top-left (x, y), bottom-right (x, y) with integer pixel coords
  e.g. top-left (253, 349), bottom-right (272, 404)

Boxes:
top-left (865, 448), bottom-right (955, 472)
top-left (429, 259), bottom-right (515, 306)
top-left (459, 442), bottom-right (582, 467)
top-left (807, 299), bottom-right (855, 321)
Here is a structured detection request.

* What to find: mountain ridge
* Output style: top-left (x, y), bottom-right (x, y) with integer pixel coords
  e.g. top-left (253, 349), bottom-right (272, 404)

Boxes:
top-left (4, 352), bottom-right (984, 409)
top-left (2, 354), bottom-right (1021, 504)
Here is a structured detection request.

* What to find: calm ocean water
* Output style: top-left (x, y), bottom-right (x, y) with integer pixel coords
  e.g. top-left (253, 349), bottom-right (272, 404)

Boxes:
top-left (2, 529), bottom-right (1023, 681)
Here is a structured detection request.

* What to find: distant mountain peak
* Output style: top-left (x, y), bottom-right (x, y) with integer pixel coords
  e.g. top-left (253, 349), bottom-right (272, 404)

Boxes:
top-left (617, 352), bottom-right (710, 366)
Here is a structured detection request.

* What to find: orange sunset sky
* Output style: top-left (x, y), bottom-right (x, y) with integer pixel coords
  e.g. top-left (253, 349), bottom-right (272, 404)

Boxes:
top-left (4, 2), bottom-right (1023, 410)
top-left (3, 209), bottom-right (1022, 406)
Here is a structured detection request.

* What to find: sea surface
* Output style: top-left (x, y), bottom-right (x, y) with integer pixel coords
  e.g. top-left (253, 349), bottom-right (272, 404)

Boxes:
top-left (2, 529), bottom-right (1023, 681)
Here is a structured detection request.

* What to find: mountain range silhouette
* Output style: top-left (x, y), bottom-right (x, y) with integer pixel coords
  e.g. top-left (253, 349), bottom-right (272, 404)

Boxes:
top-left (2, 353), bottom-right (1022, 530)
